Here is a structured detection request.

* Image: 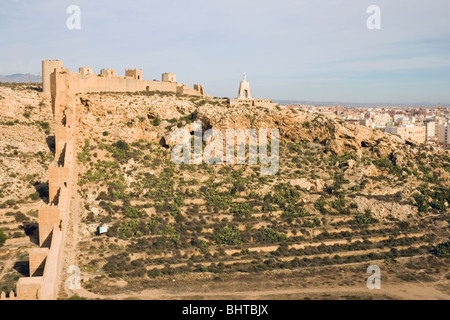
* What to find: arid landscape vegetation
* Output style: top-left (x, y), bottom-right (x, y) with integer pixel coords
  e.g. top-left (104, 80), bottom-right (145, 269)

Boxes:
top-left (0, 83), bottom-right (449, 300)
top-left (0, 83), bottom-right (54, 292)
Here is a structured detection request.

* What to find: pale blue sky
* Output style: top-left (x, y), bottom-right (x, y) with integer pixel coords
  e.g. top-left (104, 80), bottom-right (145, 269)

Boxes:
top-left (0, 0), bottom-right (449, 103)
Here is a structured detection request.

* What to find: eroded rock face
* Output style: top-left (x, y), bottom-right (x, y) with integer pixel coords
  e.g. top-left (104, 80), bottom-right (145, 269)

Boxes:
top-left (390, 150), bottom-right (407, 167)
top-left (196, 104), bottom-right (410, 160)
top-left (69, 93), bottom-right (449, 192)
top-left (71, 93), bottom-right (444, 172)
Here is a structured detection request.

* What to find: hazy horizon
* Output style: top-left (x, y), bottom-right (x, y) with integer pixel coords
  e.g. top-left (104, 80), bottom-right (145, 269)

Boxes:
top-left (0, 71), bottom-right (448, 107)
top-left (1, 0), bottom-right (449, 104)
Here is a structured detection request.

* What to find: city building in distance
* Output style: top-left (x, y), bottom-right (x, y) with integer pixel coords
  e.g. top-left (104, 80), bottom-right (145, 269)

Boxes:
top-left (288, 103), bottom-right (449, 147)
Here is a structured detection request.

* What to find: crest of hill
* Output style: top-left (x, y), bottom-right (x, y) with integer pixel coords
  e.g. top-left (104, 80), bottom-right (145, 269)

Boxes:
top-left (71, 91), bottom-right (450, 167)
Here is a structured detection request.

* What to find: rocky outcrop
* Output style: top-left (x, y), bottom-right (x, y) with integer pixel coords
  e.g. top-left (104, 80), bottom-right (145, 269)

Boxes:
top-left (196, 104), bottom-right (408, 160)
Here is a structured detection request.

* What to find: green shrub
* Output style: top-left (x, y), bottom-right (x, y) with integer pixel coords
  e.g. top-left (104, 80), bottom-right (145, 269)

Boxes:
top-left (314, 197), bottom-right (328, 214)
top-left (159, 224), bottom-right (180, 243)
top-left (124, 206), bottom-right (145, 218)
top-left (171, 203), bottom-right (181, 217)
top-left (4, 199), bottom-right (16, 207)
top-left (261, 228), bottom-right (287, 243)
top-left (77, 139), bottom-right (91, 164)
top-left (281, 204), bottom-right (310, 219)
top-left (146, 215), bottom-right (160, 233)
top-left (270, 183), bottom-right (301, 209)
top-left (433, 240), bottom-right (450, 258)
top-left (302, 217), bottom-right (321, 228)
top-left (412, 193), bottom-right (428, 213)
top-left (230, 203), bottom-right (253, 221)
top-left (39, 122), bottom-right (49, 130)
top-left (14, 212), bottom-right (30, 222)
top-left (152, 117), bottom-right (161, 126)
top-left (174, 195), bottom-right (185, 207)
top-left (104, 140), bottom-right (141, 164)
top-left (112, 140), bottom-right (130, 152)
top-left (214, 225), bottom-right (242, 245)
top-left (206, 192), bottom-right (232, 210)
top-left (354, 209), bottom-right (378, 225)
top-left (0, 229), bottom-right (7, 247)
top-left (117, 220), bottom-right (143, 239)
top-left (429, 187), bottom-right (450, 212)
top-left (148, 268), bottom-right (161, 278)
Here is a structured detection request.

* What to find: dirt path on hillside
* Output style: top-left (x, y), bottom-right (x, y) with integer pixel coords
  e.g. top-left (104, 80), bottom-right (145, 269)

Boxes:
top-left (68, 255), bottom-right (450, 300)
top-left (73, 280), bottom-right (450, 300)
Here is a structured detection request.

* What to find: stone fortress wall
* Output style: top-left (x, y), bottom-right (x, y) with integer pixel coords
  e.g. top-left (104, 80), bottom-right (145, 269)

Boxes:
top-left (0, 101), bottom-right (77, 300)
top-left (0, 63), bottom-right (271, 300)
top-left (0, 59), bottom-right (207, 300)
top-left (42, 59), bottom-right (204, 100)
top-left (45, 60), bottom-right (206, 119)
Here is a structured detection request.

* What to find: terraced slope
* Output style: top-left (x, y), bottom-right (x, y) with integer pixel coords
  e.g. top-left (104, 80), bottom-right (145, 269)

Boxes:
top-left (64, 91), bottom-right (449, 299)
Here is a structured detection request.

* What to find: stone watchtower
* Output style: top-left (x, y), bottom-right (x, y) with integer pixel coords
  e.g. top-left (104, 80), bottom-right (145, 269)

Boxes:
top-left (100, 69), bottom-right (117, 77)
top-left (125, 69), bottom-right (143, 80)
top-left (162, 73), bottom-right (177, 83)
top-left (79, 67), bottom-right (93, 76)
top-left (42, 60), bottom-right (64, 99)
top-left (237, 73), bottom-right (252, 99)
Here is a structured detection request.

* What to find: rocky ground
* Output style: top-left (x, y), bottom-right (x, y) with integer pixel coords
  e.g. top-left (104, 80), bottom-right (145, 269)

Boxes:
top-left (0, 86), bottom-right (449, 299)
top-left (62, 90), bottom-right (449, 299)
top-left (0, 84), bottom-right (54, 292)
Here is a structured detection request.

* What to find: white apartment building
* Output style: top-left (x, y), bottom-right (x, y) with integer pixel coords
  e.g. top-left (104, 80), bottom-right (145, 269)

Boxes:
top-left (424, 120), bottom-right (437, 138)
top-left (439, 121), bottom-right (450, 146)
top-left (385, 125), bottom-right (426, 144)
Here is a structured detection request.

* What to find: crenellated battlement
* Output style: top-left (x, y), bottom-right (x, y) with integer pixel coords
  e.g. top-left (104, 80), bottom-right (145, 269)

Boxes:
top-left (12, 85), bottom-right (79, 299)
top-left (43, 59), bottom-right (207, 119)
top-left (10, 58), bottom-right (206, 299)
top-left (0, 290), bottom-right (18, 300)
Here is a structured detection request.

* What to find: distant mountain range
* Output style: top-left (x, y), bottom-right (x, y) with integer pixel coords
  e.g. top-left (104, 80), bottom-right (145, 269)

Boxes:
top-left (0, 73), bottom-right (40, 83)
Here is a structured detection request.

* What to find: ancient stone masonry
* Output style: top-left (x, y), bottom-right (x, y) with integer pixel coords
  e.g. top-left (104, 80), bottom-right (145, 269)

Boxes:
top-left (0, 94), bottom-right (77, 300)
top-left (1, 59), bottom-right (207, 300)
top-left (42, 60), bottom-right (206, 119)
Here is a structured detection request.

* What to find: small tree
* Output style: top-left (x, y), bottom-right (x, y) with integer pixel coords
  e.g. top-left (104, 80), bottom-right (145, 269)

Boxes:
top-left (433, 240), bottom-right (450, 258)
top-left (0, 229), bottom-right (7, 247)
top-left (214, 225), bottom-right (242, 245)
top-left (354, 209), bottom-right (378, 225)
top-left (261, 228), bottom-right (287, 243)
top-left (412, 192), bottom-right (428, 213)
top-left (152, 117), bottom-right (161, 126)
top-left (230, 203), bottom-right (253, 221)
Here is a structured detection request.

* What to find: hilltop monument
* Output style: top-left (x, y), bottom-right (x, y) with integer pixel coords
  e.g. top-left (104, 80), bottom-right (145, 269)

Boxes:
top-left (237, 73), bottom-right (252, 99)
top-left (229, 73), bottom-right (277, 108)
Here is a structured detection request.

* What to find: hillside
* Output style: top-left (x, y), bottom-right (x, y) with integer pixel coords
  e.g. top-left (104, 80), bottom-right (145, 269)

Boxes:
top-left (0, 86), bottom-right (449, 299)
top-left (0, 84), bottom-right (54, 292)
top-left (66, 90), bottom-right (450, 299)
